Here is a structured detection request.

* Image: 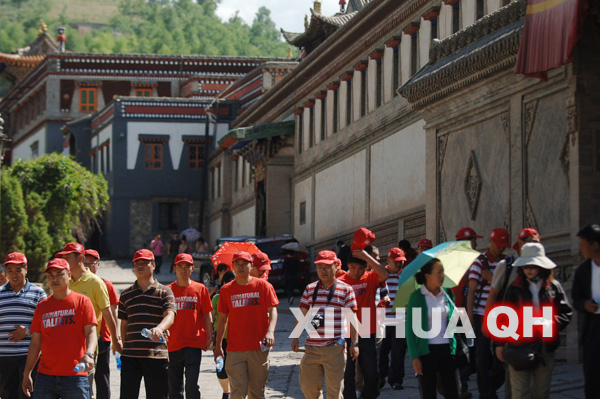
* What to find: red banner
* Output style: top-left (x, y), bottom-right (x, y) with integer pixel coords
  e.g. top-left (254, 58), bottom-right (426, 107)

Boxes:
top-left (515, 0), bottom-right (588, 81)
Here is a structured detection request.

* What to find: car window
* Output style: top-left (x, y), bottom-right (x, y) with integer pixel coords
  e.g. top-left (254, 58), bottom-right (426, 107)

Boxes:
top-left (256, 241), bottom-right (286, 259)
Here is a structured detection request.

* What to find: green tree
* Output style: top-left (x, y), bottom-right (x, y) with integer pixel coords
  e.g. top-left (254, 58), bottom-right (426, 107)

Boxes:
top-left (9, 153), bottom-right (109, 252)
top-left (0, 171), bottom-right (27, 256)
top-left (23, 191), bottom-right (52, 282)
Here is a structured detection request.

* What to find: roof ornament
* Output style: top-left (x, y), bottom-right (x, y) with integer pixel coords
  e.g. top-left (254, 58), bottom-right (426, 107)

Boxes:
top-left (287, 47), bottom-right (293, 58)
top-left (38, 20), bottom-right (48, 35)
top-left (340, 0), bottom-right (347, 13)
top-left (313, 0), bottom-right (322, 14)
top-left (304, 14), bottom-right (309, 30)
top-left (57, 27), bottom-right (67, 52)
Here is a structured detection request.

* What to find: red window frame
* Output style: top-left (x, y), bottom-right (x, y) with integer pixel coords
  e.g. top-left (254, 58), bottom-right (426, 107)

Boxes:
top-left (144, 143), bottom-right (163, 169)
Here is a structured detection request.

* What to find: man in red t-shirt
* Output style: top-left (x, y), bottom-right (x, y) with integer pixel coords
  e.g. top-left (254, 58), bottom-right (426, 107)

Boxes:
top-left (84, 249), bottom-right (119, 399)
top-left (214, 251), bottom-right (279, 399)
top-left (339, 250), bottom-right (388, 399)
top-left (167, 253), bottom-right (213, 399)
top-left (22, 258), bottom-right (97, 398)
top-left (250, 251), bottom-right (271, 283)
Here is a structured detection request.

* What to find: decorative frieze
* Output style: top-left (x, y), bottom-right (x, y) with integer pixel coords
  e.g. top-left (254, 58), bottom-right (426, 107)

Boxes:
top-left (464, 150), bottom-right (482, 221)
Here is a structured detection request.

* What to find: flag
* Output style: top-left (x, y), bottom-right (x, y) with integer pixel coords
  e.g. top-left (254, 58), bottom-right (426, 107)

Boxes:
top-left (515, 0), bottom-right (588, 81)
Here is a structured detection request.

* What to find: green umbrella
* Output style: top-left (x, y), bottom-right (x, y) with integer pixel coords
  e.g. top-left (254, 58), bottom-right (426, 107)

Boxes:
top-left (393, 240), bottom-right (480, 309)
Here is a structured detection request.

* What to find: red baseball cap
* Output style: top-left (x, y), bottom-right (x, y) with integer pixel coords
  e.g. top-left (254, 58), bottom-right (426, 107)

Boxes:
top-left (417, 238), bottom-right (433, 249)
top-left (350, 227), bottom-right (376, 252)
top-left (513, 228), bottom-right (540, 250)
top-left (174, 253), bottom-right (194, 265)
top-left (387, 248), bottom-right (407, 261)
top-left (232, 251), bottom-right (252, 263)
top-left (456, 227), bottom-right (483, 240)
top-left (251, 252), bottom-right (272, 271)
top-left (44, 258), bottom-right (70, 272)
top-left (315, 250), bottom-right (338, 265)
top-left (132, 249), bottom-right (155, 262)
top-left (56, 242), bottom-right (85, 256)
top-left (490, 228), bottom-right (511, 248)
top-left (84, 249), bottom-right (100, 260)
top-left (4, 252), bottom-right (28, 266)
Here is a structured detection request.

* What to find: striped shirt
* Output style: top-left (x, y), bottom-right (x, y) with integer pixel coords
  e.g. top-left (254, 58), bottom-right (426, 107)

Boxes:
top-left (299, 279), bottom-right (357, 347)
top-left (468, 251), bottom-right (503, 316)
top-left (0, 281), bottom-right (47, 356)
top-left (118, 280), bottom-right (176, 359)
top-left (383, 272), bottom-right (401, 324)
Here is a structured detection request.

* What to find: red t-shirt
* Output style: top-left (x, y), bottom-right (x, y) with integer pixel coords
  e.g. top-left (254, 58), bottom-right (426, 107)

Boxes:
top-left (167, 281), bottom-right (213, 352)
top-left (218, 277), bottom-right (279, 351)
top-left (339, 270), bottom-right (385, 335)
top-left (100, 279), bottom-right (119, 342)
top-left (30, 291), bottom-right (97, 376)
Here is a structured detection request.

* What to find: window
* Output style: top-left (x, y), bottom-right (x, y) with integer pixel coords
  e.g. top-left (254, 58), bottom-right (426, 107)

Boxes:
top-left (136, 88), bottom-right (152, 97)
top-left (333, 90), bottom-right (338, 134)
top-left (298, 113), bottom-right (303, 154)
top-left (144, 143), bottom-right (163, 169)
top-left (30, 141), bottom-right (39, 158)
top-left (376, 59), bottom-right (383, 107)
top-left (309, 107), bottom-right (314, 147)
top-left (411, 33), bottom-right (418, 77)
top-left (217, 165), bottom-right (222, 197)
top-left (431, 18), bottom-right (438, 40)
top-left (299, 201), bottom-right (306, 225)
top-left (361, 71), bottom-right (367, 117)
top-left (477, 0), bottom-right (485, 19)
top-left (100, 147), bottom-right (105, 173)
top-left (79, 88), bottom-right (97, 112)
top-left (242, 160), bottom-right (247, 188)
top-left (393, 46), bottom-right (400, 94)
top-left (158, 202), bottom-right (180, 230)
top-left (321, 99), bottom-right (326, 141)
top-left (105, 142), bottom-right (110, 173)
top-left (189, 144), bottom-right (203, 169)
top-left (346, 79), bottom-right (352, 126)
top-left (234, 158), bottom-right (239, 191)
top-left (452, 3), bottom-right (460, 33)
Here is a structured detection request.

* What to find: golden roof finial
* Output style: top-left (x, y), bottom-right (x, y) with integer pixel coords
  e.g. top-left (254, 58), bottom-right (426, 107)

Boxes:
top-left (38, 20), bottom-right (48, 35)
top-left (314, 0), bottom-right (322, 14)
top-left (304, 14), bottom-right (309, 30)
top-left (287, 47), bottom-right (293, 58)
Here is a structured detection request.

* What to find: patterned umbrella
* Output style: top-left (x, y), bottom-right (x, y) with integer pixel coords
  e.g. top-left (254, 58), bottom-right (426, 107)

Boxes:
top-left (393, 240), bottom-right (480, 308)
top-left (210, 241), bottom-right (260, 272)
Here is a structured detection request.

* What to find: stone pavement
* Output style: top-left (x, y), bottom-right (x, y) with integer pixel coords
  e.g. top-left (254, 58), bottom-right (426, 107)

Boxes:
top-left (96, 259), bottom-right (585, 398)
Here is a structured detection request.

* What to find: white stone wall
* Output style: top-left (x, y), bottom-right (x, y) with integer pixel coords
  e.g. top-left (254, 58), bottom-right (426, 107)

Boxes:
top-left (303, 107), bottom-right (311, 151)
top-left (368, 59), bottom-right (377, 113)
top-left (209, 217), bottom-right (222, 247)
top-left (369, 120), bottom-right (426, 221)
top-left (401, 34), bottom-right (412, 85)
top-left (231, 205), bottom-right (256, 236)
top-left (12, 125), bottom-right (46, 161)
top-left (383, 47), bottom-right (394, 104)
top-left (314, 150), bottom-right (366, 240)
top-left (462, 0), bottom-right (477, 27)
top-left (419, 18), bottom-right (432, 70)
top-left (439, 4), bottom-right (454, 39)
top-left (339, 81), bottom-right (348, 130)
top-left (314, 99), bottom-right (323, 145)
top-left (353, 70), bottom-right (362, 121)
top-left (293, 177), bottom-right (313, 244)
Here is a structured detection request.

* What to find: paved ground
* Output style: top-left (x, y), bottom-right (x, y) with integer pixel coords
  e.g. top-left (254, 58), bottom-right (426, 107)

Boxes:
top-left (96, 259), bottom-right (585, 398)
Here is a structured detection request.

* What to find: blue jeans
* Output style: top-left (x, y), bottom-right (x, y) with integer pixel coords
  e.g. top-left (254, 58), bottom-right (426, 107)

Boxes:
top-left (168, 347), bottom-right (202, 399)
top-left (33, 373), bottom-right (89, 399)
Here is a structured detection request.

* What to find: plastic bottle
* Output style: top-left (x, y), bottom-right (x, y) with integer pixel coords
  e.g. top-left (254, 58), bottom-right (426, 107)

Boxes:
top-left (466, 329), bottom-right (475, 348)
top-left (74, 362), bottom-right (87, 372)
top-left (259, 339), bottom-right (271, 352)
top-left (215, 356), bottom-right (224, 372)
top-left (115, 352), bottom-right (121, 370)
top-left (141, 328), bottom-right (163, 342)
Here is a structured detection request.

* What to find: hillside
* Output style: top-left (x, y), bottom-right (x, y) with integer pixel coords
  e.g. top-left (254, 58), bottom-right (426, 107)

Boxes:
top-left (0, 0), bottom-right (290, 56)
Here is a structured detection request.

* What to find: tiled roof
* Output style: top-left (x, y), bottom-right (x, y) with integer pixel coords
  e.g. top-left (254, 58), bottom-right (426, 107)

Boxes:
top-left (0, 53), bottom-right (45, 67)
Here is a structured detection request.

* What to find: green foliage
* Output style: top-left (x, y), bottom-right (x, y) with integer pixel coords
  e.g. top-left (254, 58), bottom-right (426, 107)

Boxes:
top-left (2, 154), bottom-right (108, 279)
top-left (0, 0), bottom-right (288, 57)
top-left (0, 171), bottom-right (27, 256)
top-left (10, 153), bottom-right (109, 248)
top-left (23, 191), bottom-right (52, 282)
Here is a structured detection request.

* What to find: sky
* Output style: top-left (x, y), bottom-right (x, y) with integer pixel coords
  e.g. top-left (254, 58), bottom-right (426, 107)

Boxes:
top-left (216, 0), bottom-right (341, 34)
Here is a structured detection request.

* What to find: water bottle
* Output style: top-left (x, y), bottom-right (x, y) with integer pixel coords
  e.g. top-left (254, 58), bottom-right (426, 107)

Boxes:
top-left (215, 356), bottom-right (224, 372)
top-left (115, 352), bottom-right (121, 370)
top-left (466, 329), bottom-right (475, 348)
top-left (259, 339), bottom-right (271, 352)
top-left (74, 362), bottom-right (87, 372)
top-left (141, 328), bottom-right (163, 342)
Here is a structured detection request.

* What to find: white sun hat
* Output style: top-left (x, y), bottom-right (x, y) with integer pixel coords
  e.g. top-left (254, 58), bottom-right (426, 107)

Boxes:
top-left (513, 242), bottom-right (556, 269)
